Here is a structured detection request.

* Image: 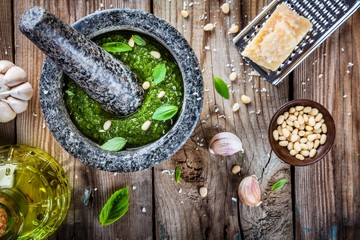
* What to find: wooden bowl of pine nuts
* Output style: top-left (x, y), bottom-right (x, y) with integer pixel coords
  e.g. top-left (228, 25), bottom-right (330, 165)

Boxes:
top-left (268, 99), bottom-right (335, 166)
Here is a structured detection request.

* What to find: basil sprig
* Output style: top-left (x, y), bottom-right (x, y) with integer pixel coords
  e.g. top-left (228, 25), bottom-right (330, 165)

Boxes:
top-left (214, 76), bottom-right (230, 99)
top-left (175, 167), bottom-right (181, 183)
top-left (152, 105), bottom-right (178, 121)
top-left (271, 178), bottom-right (288, 191)
top-left (99, 186), bottom-right (129, 226)
top-left (153, 64), bottom-right (166, 85)
top-left (101, 42), bottom-right (132, 53)
top-left (101, 137), bottom-right (127, 152)
top-left (132, 35), bottom-right (146, 46)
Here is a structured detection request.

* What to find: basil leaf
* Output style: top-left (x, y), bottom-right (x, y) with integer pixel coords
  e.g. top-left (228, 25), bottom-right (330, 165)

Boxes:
top-left (65, 90), bottom-right (74, 96)
top-left (101, 42), bottom-right (132, 53)
top-left (152, 105), bottom-right (178, 121)
top-left (152, 64), bottom-right (166, 85)
top-left (99, 186), bottom-right (129, 226)
top-left (101, 137), bottom-right (127, 152)
top-left (214, 76), bottom-right (230, 99)
top-left (132, 35), bottom-right (146, 46)
top-left (271, 178), bottom-right (288, 191)
top-left (175, 167), bottom-right (181, 183)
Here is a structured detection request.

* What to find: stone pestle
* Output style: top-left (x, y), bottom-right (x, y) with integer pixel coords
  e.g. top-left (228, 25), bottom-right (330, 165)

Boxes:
top-left (19, 6), bottom-right (144, 116)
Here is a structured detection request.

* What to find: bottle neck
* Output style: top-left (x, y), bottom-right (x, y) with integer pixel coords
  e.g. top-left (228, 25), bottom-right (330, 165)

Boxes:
top-left (0, 188), bottom-right (29, 239)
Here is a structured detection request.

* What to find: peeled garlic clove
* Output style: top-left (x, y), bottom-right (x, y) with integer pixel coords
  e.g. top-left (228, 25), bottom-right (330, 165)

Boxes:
top-left (4, 66), bottom-right (27, 87)
top-left (0, 101), bottom-right (16, 123)
top-left (208, 132), bottom-right (244, 156)
top-left (4, 97), bottom-right (28, 113)
top-left (8, 82), bottom-right (33, 101)
top-left (238, 175), bottom-right (262, 207)
top-left (0, 60), bottom-right (15, 74)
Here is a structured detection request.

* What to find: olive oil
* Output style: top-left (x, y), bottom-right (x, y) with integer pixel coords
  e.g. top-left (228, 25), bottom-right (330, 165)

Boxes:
top-left (0, 145), bottom-right (71, 239)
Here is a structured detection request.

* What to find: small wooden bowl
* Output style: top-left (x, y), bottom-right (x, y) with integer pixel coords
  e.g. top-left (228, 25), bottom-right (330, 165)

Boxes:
top-left (268, 99), bottom-right (335, 166)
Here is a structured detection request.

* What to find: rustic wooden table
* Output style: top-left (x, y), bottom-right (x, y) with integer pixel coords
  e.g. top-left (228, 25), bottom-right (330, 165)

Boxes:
top-left (0, 0), bottom-right (359, 239)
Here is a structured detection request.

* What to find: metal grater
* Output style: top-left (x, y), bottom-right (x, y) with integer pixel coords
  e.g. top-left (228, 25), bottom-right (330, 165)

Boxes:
top-left (233, 0), bottom-right (360, 85)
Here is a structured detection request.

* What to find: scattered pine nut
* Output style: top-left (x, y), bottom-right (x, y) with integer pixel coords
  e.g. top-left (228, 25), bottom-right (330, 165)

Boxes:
top-left (231, 165), bottom-right (241, 174)
top-left (203, 23), bottom-right (215, 31)
top-left (141, 120), bottom-right (151, 131)
top-left (150, 51), bottom-right (161, 59)
top-left (229, 72), bottom-right (237, 81)
top-left (181, 10), bottom-right (189, 18)
top-left (220, 3), bottom-right (230, 14)
top-left (142, 81), bottom-right (150, 90)
top-left (199, 187), bottom-right (208, 197)
top-left (241, 95), bottom-right (251, 104)
top-left (229, 25), bottom-right (239, 34)
top-left (232, 103), bottom-right (240, 112)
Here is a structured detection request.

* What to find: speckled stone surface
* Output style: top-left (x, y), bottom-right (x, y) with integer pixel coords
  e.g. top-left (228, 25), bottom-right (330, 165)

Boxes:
top-left (38, 8), bottom-right (203, 172)
top-left (19, 7), bottom-right (144, 116)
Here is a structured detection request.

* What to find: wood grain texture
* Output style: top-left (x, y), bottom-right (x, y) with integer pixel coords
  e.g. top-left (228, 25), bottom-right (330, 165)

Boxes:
top-left (153, 0), bottom-right (292, 239)
top-left (294, 10), bottom-right (360, 240)
top-left (0, 0), bottom-right (15, 145)
top-left (12, 1), bottom-right (153, 239)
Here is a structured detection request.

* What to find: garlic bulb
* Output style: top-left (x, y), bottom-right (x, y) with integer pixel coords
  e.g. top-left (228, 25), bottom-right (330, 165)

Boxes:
top-left (0, 60), bottom-right (32, 123)
top-left (208, 132), bottom-right (244, 156)
top-left (238, 175), bottom-right (262, 207)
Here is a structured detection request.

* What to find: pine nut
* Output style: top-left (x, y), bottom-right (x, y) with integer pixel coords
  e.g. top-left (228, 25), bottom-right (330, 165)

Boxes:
top-left (283, 111), bottom-right (289, 120)
top-left (298, 115), bottom-right (304, 125)
top-left (232, 103), bottom-right (240, 112)
top-left (308, 117), bottom-right (316, 126)
top-left (305, 125), bottom-right (313, 131)
top-left (231, 165), bottom-right (241, 174)
top-left (309, 108), bottom-right (319, 116)
top-left (301, 150), bottom-right (310, 157)
top-left (157, 91), bottom-right (166, 98)
top-left (289, 107), bottom-right (296, 113)
top-left (295, 106), bottom-right (304, 111)
top-left (320, 134), bottom-right (327, 145)
top-left (313, 128), bottom-right (322, 134)
top-left (299, 131), bottom-right (305, 137)
top-left (294, 142), bottom-right (302, 152)
top-left (277, 126), bottom-right (283, 136)
top-left (221, 3), bottom-right (230, 14)
top-left (307, 134), bottom-right (318, 142)
top-left (203, 23), bottom-right (215, 31)
top-left (294, 121), bottom-right (300, 129)
top-left (290, 150), bottom-right (298, 156)
top-left (286, 125), bottom-right (293, 132)
top-left (300, 143), bottom-right (309, 150)
top-left (292, 129), bottom-right (299, 135)
top-left (229, 25), bottom-right (239, 34)
top-left (279, 141), bottom-right (289, 147)
top-left (294, 111), bottom-right (299, 116)
top-left (282, 128), bottom-right (290, 138)
top-left (296, 154), bottom-right (305, 160)
top-left (229, 72), bottom-right (237, 81)
top-left (314, 139), bottom-right (320, 149)
top-left (241, 95), bottom-right (251, 104)
top-left (321, 124), bottom-right (327, 133)
top-left (141, 120), bottom-right (151, 131)
top-left (307, 141), bottom-right (314, 150)
top-left (300, 138), bottom-right (308, 144)
top-left (287, 142), bottom-right (293, 151)
top-left (150, 51), bottom-right (161, 59)
top-left (309, 149), bottom-right (317, 158)
top-left (199, 187), bottom-right (208, 197)
top-left (103, 120), bottom-right (112, 131)
top-left (279, 136), bottom-right (287, 141)
top-left (273, 130), bottom-right (279, 141)
top-left (181, 10), bottom-right (189, 18)
top-left (128, 38), bottom-right (135, 47)
top-left (288, 115), bottom-right (297, 122)
top-left (142, 81), bottom-right (150, 90)
top-left (315, 113), bottom-right (323, 122)
top-left (286, 120), bottom-right (294, 126)
top-left (303, 106), bottom-right (312, 113)
top-left (281, 121), bottom-right (287, 128)
top-left (303, 114), bottom-right (309, 123)
top-left (290, 134), bottom-right (299, 143)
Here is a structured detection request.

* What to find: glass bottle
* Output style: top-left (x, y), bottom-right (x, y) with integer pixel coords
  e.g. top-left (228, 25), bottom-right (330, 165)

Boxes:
top-left (0, 145), bottom-right (71, 239)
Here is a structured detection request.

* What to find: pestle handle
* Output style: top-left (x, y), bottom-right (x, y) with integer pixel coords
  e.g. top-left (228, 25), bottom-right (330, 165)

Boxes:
top-left (19, 7), bottom-right (144, 116)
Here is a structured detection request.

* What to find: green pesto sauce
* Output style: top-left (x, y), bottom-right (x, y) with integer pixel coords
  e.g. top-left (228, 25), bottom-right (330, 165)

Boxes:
top-left (64, 33), bottom-right (183, 147)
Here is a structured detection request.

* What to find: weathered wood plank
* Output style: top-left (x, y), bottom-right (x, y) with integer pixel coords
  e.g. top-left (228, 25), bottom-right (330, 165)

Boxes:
top-left (153, 0), bottom-right (292, 239)
top-left (294, 10), bottom-right (360, 239)
top-left (13, 1), bottom-right (153, 239)
top-left (0, 0), bottom-right (16, 145)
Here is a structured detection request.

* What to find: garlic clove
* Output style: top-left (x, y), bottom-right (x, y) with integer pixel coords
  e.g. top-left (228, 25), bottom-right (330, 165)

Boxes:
top-left (3, 97), bottom-right (28, 113)
top-left (208, 132), bottom-right (244, 156)
top-left (7, 82), bottom-right (33, 101)
top-left (238, 175), bottom-right (262, 207)
top-left (0, 60), bottom-right (15, 74)
top-left (4, 66), bottom-right (27, 87)
top-left (0, 101), bottom-right (16, 123)
top-left (0, 85), bottom-right (10, 99)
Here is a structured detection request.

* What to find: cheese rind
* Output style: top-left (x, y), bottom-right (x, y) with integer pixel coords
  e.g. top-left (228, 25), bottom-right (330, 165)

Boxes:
top-left (241, 3), bottom-right (313, 71)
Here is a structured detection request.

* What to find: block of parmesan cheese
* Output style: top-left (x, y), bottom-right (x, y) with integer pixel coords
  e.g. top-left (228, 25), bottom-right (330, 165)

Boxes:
top-left (241, 3), bottom-right (312, 71)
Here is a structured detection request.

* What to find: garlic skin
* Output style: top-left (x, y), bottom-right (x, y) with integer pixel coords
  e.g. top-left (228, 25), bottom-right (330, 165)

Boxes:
top-left (4, 66), bottom-right (27, 87)
top-left (0, 101), bottom-right (16, 123)
top-left (238, 175), bottom-right (262, 207)
top-left (0, 60), bottom-right (15, 74)
top-left (208, 132), bottom-right (244, 156)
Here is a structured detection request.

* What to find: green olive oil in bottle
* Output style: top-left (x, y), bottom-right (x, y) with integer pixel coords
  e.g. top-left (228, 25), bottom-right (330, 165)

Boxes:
top-left (0, 145), bottom-right (71, 239)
